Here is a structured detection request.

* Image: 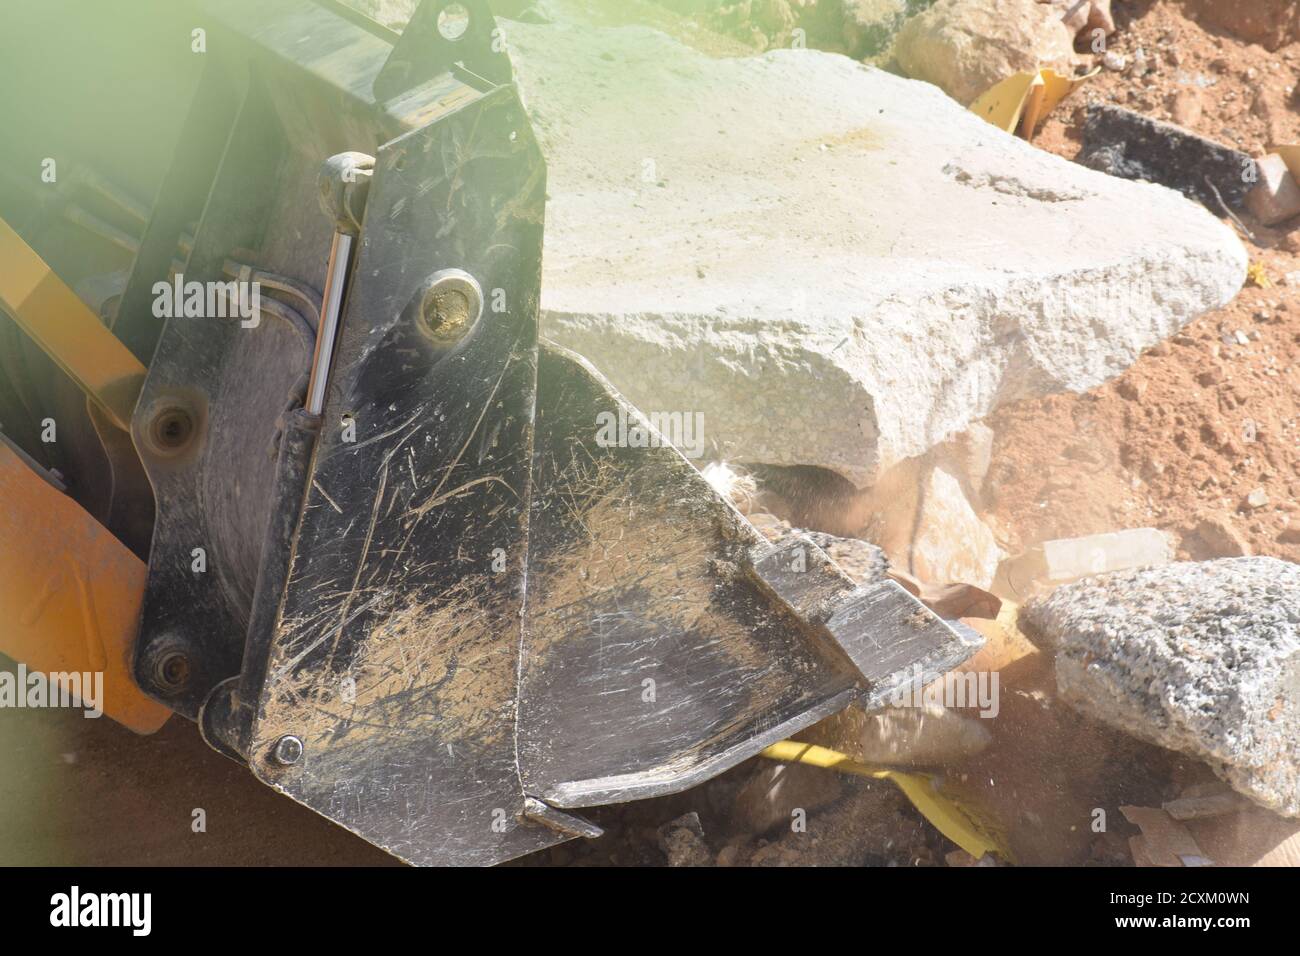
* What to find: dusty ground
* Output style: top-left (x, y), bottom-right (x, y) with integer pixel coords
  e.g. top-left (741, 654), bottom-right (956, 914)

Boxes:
top-left (0, 666), bottom-right (398, 865)
top-left (993, 0), bottom-right (1300, 564)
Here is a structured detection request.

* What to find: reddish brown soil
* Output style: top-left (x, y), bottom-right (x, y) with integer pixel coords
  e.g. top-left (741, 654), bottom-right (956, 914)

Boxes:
top-left (989, 0), bottom-right (1300, 563)
top-left (1040, 0), bottom-right (1300, 156)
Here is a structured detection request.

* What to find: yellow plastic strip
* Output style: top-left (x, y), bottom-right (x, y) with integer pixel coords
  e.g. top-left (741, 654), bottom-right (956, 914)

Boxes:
top-left (761, 740), bottom-right (1011, 862)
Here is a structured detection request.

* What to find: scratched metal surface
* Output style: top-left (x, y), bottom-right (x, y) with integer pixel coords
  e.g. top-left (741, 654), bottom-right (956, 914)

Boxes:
top-left (218, 0), bottom-right (985, 867)
top-left (517, 345), bottom-right (866, 809)
top-left (748, 540), bottom-right (983, 710)
top-left (129, 0), bottom-right (520, 720)
top-left (130, 78), bottom-right (299, 717)
top-left (245, 85), bottom-right (562, 866)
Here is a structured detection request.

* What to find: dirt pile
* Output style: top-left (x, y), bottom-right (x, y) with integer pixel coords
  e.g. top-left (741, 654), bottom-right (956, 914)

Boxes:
top-left (995, 0), bottom-right (1300, 564)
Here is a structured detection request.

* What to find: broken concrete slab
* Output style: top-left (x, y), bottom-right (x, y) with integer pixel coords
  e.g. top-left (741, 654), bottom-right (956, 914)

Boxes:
top-left (504, 18), bottom-right (1248, 487)
top-left (1021, 557), bottom-right (1300, 817)
top-left (1079, 104), bottom-right (1254, 211)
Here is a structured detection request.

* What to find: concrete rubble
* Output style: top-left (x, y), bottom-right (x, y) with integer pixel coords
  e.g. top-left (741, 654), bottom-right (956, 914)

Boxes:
top-left (1245, 153), bottom-right (1300, 226)
top-left (339, 0), bottom-right (1300, 871)
top-left (1021, 558), bottom-right (1300, 817)
top-left (503, 14), bottom-right (1247, 489)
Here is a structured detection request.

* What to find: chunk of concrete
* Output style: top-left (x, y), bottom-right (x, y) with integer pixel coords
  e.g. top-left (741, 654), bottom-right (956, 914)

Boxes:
top-left (867, 462), bottom-right (1001, 588)
top-left (1184, 512), bottom-right (1253, 559)
top-left (910, 466), bottom-right (1001, 589)
top-left (994, 527), bottom-right (1175, 599)
top-left (1245, 154), bottom-right (1300, 226)
top-left (1021, 558), bottom-right (1300, 816)
top-left (504, 18), bottom-right (1247, 487)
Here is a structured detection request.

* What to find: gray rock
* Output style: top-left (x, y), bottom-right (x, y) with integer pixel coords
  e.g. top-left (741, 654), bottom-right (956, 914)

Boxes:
top-left (1022, 558), bottom-right (1300, 816)
top-left (503, 17), bottom-right (1246, 487)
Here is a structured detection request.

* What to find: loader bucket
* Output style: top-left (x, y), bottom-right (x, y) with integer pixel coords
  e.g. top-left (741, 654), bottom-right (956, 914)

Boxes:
top-left (0, 0), bottom-right (981, 865)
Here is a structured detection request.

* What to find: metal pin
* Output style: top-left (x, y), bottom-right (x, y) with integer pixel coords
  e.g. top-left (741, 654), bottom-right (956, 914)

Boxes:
top-left (305, 230), bottom-right (354, 415)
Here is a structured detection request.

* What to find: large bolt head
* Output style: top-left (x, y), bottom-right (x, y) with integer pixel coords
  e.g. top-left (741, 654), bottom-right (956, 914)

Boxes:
top-left (272, 735), bottom-right (305, 766)
top-left (417, 269), bottom-right (484, 347)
